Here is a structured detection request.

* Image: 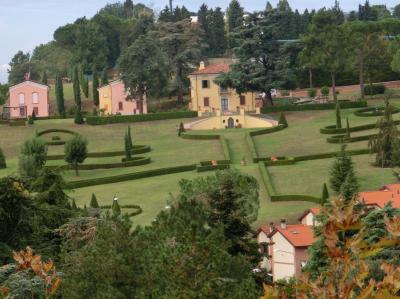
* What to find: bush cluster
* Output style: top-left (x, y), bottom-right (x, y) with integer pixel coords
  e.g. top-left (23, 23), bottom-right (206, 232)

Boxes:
top-left (261, 101), bottom-right (367, 113)
top-left (364, 84), bottom-right (386, 95)
top-left (46, 157), bottom-right (151, 171)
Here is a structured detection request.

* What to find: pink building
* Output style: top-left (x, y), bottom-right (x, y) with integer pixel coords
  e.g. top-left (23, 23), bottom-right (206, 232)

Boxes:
top-left (98, 80), bottom-right (147, 115)
top-left (6, 80), bottom-right (49, 119)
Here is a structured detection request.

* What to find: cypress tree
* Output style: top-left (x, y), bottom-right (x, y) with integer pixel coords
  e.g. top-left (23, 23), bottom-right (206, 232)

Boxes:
top-left (90, 193), bottom-right (100, 208)
top-left (346, 117), bottom-right (351, 138)
top-left (101, 69), bottom-right (109, 85)
top-left (127, 126), bottom-right (133, 149)
top-left (226, 0), bottom-right (244, 33)
top-left (74, 105), bottom-right (84, 124)
top-left (112, 199), bottom-right (121, 216)
top-left (335, 100), bottom-right (342, 129)
top-left (321, 183), bottom-right (329, 205)
top-left (278, 112), bottom-right (288, 127)
top-left (178, 122), bottom-right (185, 136)
top-left (55, 74), bottom-right (65, 117)
top-left (329, 145), bottom-right (355, 194)
top-left (92, 68), bottom-right (99, 106)
top-left (73, 66), bottom-right (83, 124)
top-left (0, 148), bottom-right (6, 169)
top-left (124, 133), bottom-right (132, 161)
top-left (82, 74), bottom-right (89, 98)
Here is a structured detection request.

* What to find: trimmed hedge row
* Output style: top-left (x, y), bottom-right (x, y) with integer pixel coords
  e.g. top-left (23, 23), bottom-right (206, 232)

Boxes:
top-left (249, 124), bottom-right (286, 136)
top-left (326, 134), bottom-right (376, 144)
top-left (354, 106), bottom-right (400, 117)
top-left (9, 119), bottom-right (26, 126)
top-left (261, 101), bottom-right (367, 113)
top-left (86, 111), bottom-right (198, 125)
top-left (270, 194), bottom-right (322, 204)
top-left (264, 157), bottom-right (296, 166)
top-left (294, 148), bottom-right (371, 162)
top-left (45, 141), bottom-right (66, 146)
top-left (37, 128), bottom-right (76, 137)
top-left (220, 136), bottom-right (231, 161)
top-left (258, 162), bottom-right (276, 196)
top-left (180, 133), bottom-right (220, 140)
top-left (320, 120), bottom-right (400, 134)
top-left (66, 164), bottom-right (197, 189)
top-left (46, 157), bottom-right (151, 171)
top-left (200, 160), bottom-right (230, 166)
top-left (99, 204), bottom-right (142, 217)
top-left (197, 164), bottom-right (230, 172)
top-left (46, 145), bottom-right (151, 160)
top-left (246, 133), bottom-right (259, 163)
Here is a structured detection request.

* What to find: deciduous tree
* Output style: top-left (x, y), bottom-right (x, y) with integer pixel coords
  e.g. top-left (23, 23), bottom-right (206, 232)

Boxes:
top-left (64, 134), bottom-right (88, 176)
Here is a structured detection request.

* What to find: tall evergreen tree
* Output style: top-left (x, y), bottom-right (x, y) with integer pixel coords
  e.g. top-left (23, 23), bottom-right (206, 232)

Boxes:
top-left (124, 132), bottom-right (132, 161)
top-left (41, 71), bottom-right (48, 85)
top-left (226, 0), bottom-right (244, 33)
top-left (0, 147), bottom-right (6, 169)
top-left (72, 66), bottom-right (83, 124)
top-left (127, 126), bottom-right (133, 149)
top-left (336, 100), bottom-right (342, 129)
top-left (329, 145), bottom-right (355, 193)
top-left (209, 8), bottom-right (226, 56)
top-left (358, 0), bottom-right (378, 21)
top-left (369, 98), bottom-right (399, 167)
top-left (321, 183), bottom-right (329, 205)
top-left (101, 69), bottom-right (109, 85)
top-left (198, 4), bottom-right (211, 56)
top-left (92, 68), bottom-right (99, 106)
top-left (339, 170), bottom-right (359, 202)
top-left (55, 74), bottom-right (65, 117)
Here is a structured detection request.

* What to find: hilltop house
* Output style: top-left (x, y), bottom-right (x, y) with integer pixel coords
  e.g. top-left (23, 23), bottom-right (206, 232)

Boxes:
top-left (4, 80), bottom-right (49, 119)
top-left (188, 62), bottom-right (262, 113)
top-left (98, 80), bottom-right (147, 115)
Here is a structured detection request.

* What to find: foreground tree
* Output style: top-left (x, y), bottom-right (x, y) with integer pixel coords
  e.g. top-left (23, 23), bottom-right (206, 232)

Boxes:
top-left (19, 137), bottom-right (48, 177)
top-left (329, 145), bottom-right (356, 194)
top-left (369, 98), bottom-right (399, 167)
top-left (118, 35), bottom-right (170, 113)
top-left (64, 134), bottom-right (88, 176)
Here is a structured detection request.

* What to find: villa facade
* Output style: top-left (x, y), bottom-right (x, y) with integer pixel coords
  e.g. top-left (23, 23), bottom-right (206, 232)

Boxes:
top-left (98, 80), bottom-right (147, 115)
top-left (6, 80), bottom-right (49, 119)
top-left (188, 62), bottom-right (261, 113)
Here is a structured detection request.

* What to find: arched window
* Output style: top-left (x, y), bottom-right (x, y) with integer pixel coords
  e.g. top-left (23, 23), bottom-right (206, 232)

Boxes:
top-left (32, 92), bottom-right (39, 104)
top-left (19, 93), bottom-right (25, 105)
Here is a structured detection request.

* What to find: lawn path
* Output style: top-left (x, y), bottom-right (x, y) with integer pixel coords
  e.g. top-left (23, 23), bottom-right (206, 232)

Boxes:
top-left (224, 132), bottom-right (253, 164)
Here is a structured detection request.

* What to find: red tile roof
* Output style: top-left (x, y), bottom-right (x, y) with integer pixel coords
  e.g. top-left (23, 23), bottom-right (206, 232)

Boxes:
top-left (359, 184), bottom-right (400, 208)
top-left (190, 63), bottom-right (230, 75)
top-left (269, 224), bottom-right (316, 247)
top-left (258, 224), bottom-right (273, 235)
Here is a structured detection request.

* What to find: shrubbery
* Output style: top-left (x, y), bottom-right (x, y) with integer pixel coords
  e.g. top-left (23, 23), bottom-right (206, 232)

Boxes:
top-left (308, 88), bottom-right (317, 98)
top-left (261, 101), bottom-right (367, 113)
top-left (364, 84), bottom-right (386, 95)
top-left (321, 86), bottom-right (330, 96)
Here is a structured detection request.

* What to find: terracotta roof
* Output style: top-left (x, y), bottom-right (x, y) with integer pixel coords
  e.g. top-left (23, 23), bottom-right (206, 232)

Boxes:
top-left (359, 184), bottom-right (400, 208)
top-left (298, 207), bottom-right (321, 221)
top-left (257, 224), bottom-right (273, 236)
top-left (190, 63), bottom-right (230, 75)
top-left (269, 224), bottom-right (316, 247)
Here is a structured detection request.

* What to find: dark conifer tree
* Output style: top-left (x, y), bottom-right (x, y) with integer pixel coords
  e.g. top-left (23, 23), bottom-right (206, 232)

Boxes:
top-left (90, 194), bottom-right (100, 208)
top-left (55, 74), bottom-right (65, 117)
top-left (92, 68), bottom-right (99, 106)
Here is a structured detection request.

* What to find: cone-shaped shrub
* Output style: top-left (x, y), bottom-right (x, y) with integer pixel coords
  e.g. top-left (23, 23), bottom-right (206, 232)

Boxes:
top-left (112, 199), bottom-right (121, 216)
top-left (90, 193), bottom-right (99, 208)
top-left (321, 183), bottom-right (329, 205)
top-left (336, 100), bottom-right (342, 129)
top-left (278, 112), bottom-right (288, 127)
top-left (0, 148), bottom-right (6, 169)
top-left (178, 122), bottom-right (185, 136)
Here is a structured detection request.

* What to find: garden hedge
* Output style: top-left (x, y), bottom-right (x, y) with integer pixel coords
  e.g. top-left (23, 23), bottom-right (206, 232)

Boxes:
top-left (264, 157), bottom-right (296, 166)
top-left (294, 148), bottom-right (371, 162)
top-left (364, 84), bottom-right (385, 95)
top-left (326, 134), bottom-right (376, 144)
top-left (45, 141), bottom-right (66, 146)
top-left (219, 136), bottom-right (231, 161)
top-left (249, 124), bottom-right (286, 136)
top-left (199, 160), bottom-right (230, 166)
top-left (270, 194), bottom-right (322, 204)
top-left (86, 111), bottom-right (197, 125)
top-left (37, 128), bottom-right (76, 137)
top-left (196, 164), bottom-right (231, 172)
top-left (46, 157), bottom-right (151, 171)
top-left (180, 133), bottom-right (220, 140)
top-left (46, 145), bottom-right (151, 160)
top-left (66, 164), bottom-right (197, 189)
top-left (246, 133), bottom-right (259, 163)
top-left (320, 120), bottom-right (400, 134)
top-left (354, 106), bottom-right (400, 117)
top-left (9, 119), bottom-right (26, 126)
top-left (258, 162), bottom-right (276, 196)
top-left (99, 204), bottom-right (142, 217)
top-left (261, 101), bottom-right (367, 113)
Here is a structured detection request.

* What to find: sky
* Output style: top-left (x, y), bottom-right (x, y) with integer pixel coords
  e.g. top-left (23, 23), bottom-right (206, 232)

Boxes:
top-left (0, 0), bottom-right (398, 83)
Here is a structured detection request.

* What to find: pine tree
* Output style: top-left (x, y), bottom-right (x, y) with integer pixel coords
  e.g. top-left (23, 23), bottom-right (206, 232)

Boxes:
top-left (55, 74), bottom-right (65, 117)
top-left (0, 148), bottom-right (6, 169)
top-left (81, 72), bottom-right (89, 99)
top-left (339, 170), bottom-right (359, 202)
top-left (90, 194), bottom-right (100, 208)
top-left (278, 112), bottom-right (288, 127)
top-left (178, 122), bottom-right (185, 136)
top-left (321, 183), bottom-right (329, 205)
top-left (336, 100), bottom-right (342, 129)
top-left (226, 0), bottom-right (244, 33)
top-left (330, 145), bottom-right (355, 194)
top-left (92, 68), bottom-right (99, 106)
top-left (101, 69), bottom-right (109, 85)
top-left (124, 133), bottom-right (132, 161)
top-left (112, 199), bottom-right (121, 216)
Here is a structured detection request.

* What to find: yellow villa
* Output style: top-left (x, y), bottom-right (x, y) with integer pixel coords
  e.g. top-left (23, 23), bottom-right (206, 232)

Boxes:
top-left (188, 62), bottom-right (262, 113)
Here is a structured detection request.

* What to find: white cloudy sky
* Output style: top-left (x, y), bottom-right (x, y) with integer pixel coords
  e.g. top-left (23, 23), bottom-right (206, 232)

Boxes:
top-left (0, 0), bottom-right (398, 83)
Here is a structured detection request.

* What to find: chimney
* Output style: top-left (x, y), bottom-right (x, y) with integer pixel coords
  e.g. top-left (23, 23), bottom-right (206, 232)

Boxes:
top-left (269, 222), bottom-right (275, 233)
top-left (280, 219), bottom-right (287, 230)
top-left (199, 61), bottom-right (205, 70)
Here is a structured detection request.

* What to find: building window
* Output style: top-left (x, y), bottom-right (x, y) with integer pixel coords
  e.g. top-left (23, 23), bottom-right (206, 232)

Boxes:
top-left (32, 92), bottom-right (39, 104)
top-left (204, 97), bottom-right (209, 107)
top-left (19, 93), bottom-right (25, 105)
top-left (33, 107), bottom-right (39, 116)
top-left (240, 95), bottom-right (246, 105)
top-left (118, 102), bottom-right (123, 110)
top-left (202, 80), bottom-right (209, 88)
top-left (19, 107), bottom-right (25, 117)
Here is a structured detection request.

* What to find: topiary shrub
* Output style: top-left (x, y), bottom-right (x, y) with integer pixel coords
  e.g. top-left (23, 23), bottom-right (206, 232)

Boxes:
top-left (364, 84), bottom-right (386, 95)
top-left (28, 116), bottom-right (34, 125)
top-left (308, 88), bottom-right (317, 98)
top-left (178, 122), bottom-right (186, 136)
top-left (0, 148), bottom-right (6, 169)
top-left (321, 86), bottom-right (330, 97)
top-left (278, 112), bottom-right (288, 127)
